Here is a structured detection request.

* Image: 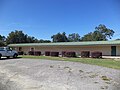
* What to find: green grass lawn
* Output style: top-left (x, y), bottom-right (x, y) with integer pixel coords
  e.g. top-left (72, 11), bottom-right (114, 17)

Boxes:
top-left (20, 55), bottom-right (120, 69)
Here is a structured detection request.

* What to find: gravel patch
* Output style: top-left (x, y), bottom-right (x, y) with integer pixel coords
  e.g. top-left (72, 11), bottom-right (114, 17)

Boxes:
top-left (0, 58), bottom-right (119, 90)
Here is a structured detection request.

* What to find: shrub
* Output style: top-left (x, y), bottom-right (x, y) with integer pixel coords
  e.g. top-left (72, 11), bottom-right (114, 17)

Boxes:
top-left (81, 51), bottom-right (90, 58)
top-left (62, 51), bottom-right (66, 57)
top-left (65, 52), bottom-right (76, 57)
top-left (18, 51), bottom-right (24, 55)
top-left (45, 51), bottom-right (50, 56)
top-left (34, 51), bottom-right (41, 56)
top-left (28, 51), bottom-right (34, 55)
top-left (91, 51), bottom-right (102, 58)
top-left (50, 52), bottom-right (59, 57)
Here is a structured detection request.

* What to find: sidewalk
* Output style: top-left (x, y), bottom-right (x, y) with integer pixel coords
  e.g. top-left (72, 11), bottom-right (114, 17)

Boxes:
top-left (103, 56), bottom-right (120, 59)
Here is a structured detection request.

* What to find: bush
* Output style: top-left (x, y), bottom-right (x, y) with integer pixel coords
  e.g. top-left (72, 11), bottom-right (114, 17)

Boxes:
top-left (28, 51), bottom-right (34, 55)
top-left (65, 52), bottom-right (76, 57)
top-left (50, 52), bottom-right (59, 57)
top-left (18, 51), bottom-right (24, 55)
top-left (45, 51), bottom-right (50, 56)
top-left (34, 51), bottom-right (41, 56)
top-left (62, 51), bottom-right (66, 57)
top-left (81, 51), bottom-right (90, 58)
top-left (91, 51), bottom-right (102, 58)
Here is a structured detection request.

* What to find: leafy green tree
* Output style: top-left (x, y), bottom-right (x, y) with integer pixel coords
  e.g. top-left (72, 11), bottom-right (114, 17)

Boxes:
top-left (81, 32), bottom-right (93, 41)
top-left (81, 24), bottom-right (115, 41)
top-left (116, 39), bottom-right (120, 40)
top-left (0, 35), bottom-right (6, 46)
top-left (39, 39), bottom-right (51, 43)
top-left (6, 30), bottom-right (37, 44)
top-left (0, 41), bottom-right (5, 46)
top-left (92, 31), bottom-right (107, 41)
top-left (26, 36), bottom-right (39, 43)
top-left (6, 30), bottom-right (51, 44)
top-left (6, 30), bottom-right (27, 44)
top-left (68, 33), bottom-right (80, 42)
top-left (95, 24), bottom-right (115, 39)
top-left (51, 32), bottom-right (68, 42)
top-left (0, 35), bottom-right (6, 42)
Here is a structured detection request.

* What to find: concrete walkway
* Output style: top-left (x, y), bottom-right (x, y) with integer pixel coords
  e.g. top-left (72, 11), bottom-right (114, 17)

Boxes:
top-left (103, 56), bottom-right (120, 59)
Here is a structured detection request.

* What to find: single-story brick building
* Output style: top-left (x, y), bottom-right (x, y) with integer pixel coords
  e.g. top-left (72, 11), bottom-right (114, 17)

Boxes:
top-left (8, 40), bottom-right (120, 56)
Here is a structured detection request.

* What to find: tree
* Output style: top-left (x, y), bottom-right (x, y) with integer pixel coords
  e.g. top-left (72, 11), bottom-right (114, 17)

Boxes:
top-left (0, 35), bottom-right (6, 42)
top-left (6, 30), bottom-right (27, 44)
top-left (26, 36), bottom-right (39, 43)
top-left (92, 31), bottom-right (107, 41)
top-left (116, 39), bottom-right (120, 40)
top-left (81, 32), bottom-right (93, 41)
top-left (81, 24), bottom-right (115, 41)
top-left (51, 32), bottom-right (68, 42)
top-left (0, 35), bottom-right (6, 46)
top-left (6, 30), bottom-right (51, 44)
top-left (39, 39), bottom-right (51, 43)
top-left (0, 41), bottom-right (5, 46)
top-left (95, 24), bottom-right (115, 39)
top-left (68, 33), bottom-right (80, 42)
top-left (6, 30), bottom-right (37, 44)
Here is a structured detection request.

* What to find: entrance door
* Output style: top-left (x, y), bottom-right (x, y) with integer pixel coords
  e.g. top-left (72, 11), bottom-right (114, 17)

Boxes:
top-left (111, 46), bottom-right (116, 56)
top-left (6, 47), bottom-right (12, 56)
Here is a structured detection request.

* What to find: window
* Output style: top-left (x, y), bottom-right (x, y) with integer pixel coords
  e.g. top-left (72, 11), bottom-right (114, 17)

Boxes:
top-left (6, 47), bottom-right (11, 51)
top-left (0, 47), bottom-right (5, 51)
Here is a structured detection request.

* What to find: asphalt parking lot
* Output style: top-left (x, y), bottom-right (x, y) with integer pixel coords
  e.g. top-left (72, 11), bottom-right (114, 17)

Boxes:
top-left (0, 58), bottom-right (120, 90)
